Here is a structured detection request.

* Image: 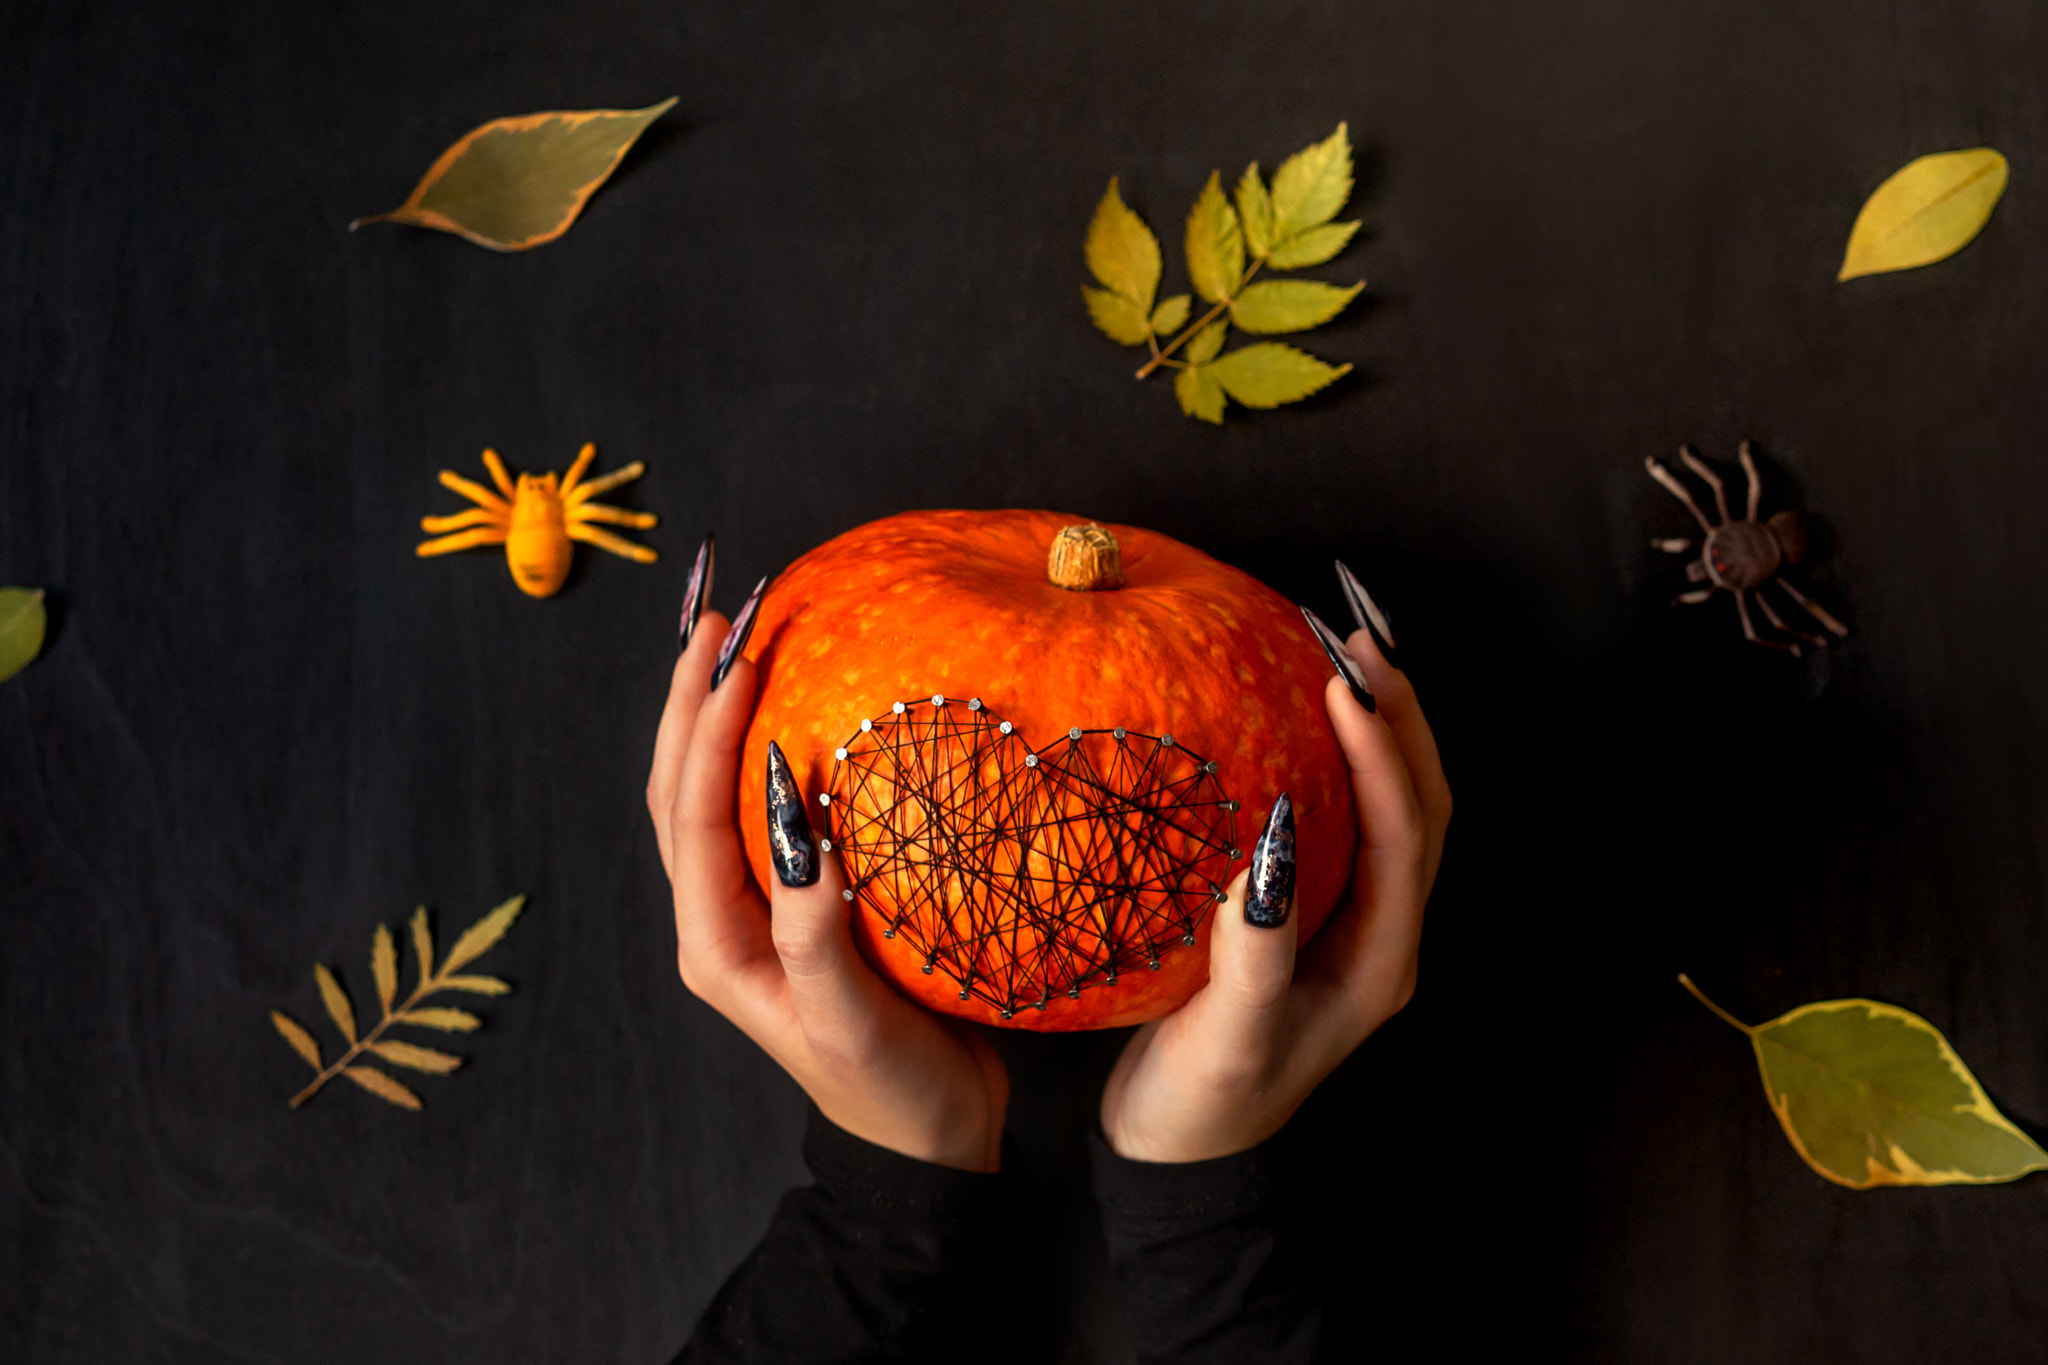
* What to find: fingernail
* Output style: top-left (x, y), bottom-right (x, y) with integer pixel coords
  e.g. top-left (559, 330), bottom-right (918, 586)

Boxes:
top-left (1245, 792), bottom-right (1295, 928)
top-left (766, 740), bottom-right (819, 887)
top-left (710, 575), bottom-right (766, 691)
top-left (678, 533), bottom-right (715, 655)
top-left (1302, 606), bottom-right (1376, 713)
top-left (1334, 559), bottom-right (1397, 659)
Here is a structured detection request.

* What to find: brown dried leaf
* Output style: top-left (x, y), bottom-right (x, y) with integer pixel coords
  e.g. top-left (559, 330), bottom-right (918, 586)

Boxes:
top-left (342, 1065), bottom-right (422, 1110)
top-left (438, 974), bottom-right (512, 996)
top-left (369, 1040), bottom-right (464, 1075)
top-left (398, 1007), bottom-right (482, 1032)
top-left (410, 906), bottom-right (435, 985)
top-left (371, 924), bottom-right (398, 1018)
top-left (315, 963), bottom-right (356, 1044)
top-left (271, 1011), bottom-right (322, 1071)
top-left (441, 895), bottom-right (526, 976)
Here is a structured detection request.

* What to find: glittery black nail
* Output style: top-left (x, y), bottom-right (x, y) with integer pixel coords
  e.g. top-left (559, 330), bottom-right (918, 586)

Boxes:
top-left (1245, 792), bottom-right (1295, 928)
top-left (1334, 559), bottom-right (1397, 661)
top-left (710, 575), bottom-right (766, 691)
top-left (765, 741), bottom-right (818, 888)
top-left (678, 534), bottom-right (715, 655)
top-left (1302, 606), bottom-right (1376, 713)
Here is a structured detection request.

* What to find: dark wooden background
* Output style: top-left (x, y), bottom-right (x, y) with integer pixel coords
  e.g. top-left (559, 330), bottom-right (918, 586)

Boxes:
top-left (5, 0), bottom-right (2047, 1359)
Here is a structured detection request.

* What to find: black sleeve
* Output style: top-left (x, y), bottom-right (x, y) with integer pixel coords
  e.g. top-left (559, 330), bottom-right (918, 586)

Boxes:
top-left (674, 1106), bottom-right (1010, 1364)
top-left (1089, 1132), bottom-right (1322, 1365)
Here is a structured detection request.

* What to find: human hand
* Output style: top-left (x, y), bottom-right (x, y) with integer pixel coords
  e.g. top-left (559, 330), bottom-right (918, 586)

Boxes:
top-left (1098, 582), bottom-right (1450, 1163)
top-left (646, 577), bottom-right (1009, 1172)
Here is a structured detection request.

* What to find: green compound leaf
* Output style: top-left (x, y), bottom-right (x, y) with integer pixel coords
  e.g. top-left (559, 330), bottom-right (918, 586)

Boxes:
top-left (1229, 279), bottom-right (1363, 335)
top-left (1269, 123), bottom-right (1353, 244)
top-left (1681, 975), bottom-right (2048, 1188)
top-left (1266, 220), bottom-right (1361, 270)
top-left (1839, 147), bottom-right (2008, 281)
top-left (1184, 320), bottom-right (1227, 365)
top-left (1235, 164), bottom-right (1275, 259)
top-left (1084, 177), bottom-right (1162, 315)
top-left (1184, 172), bottom-right (1244, 304)
top-left (1175, 364), bottom-right (1225, 424)
top-left (1149, 294), bottom-right (1191, 336)
top-left (1084, 286), bottom-right (1154, 345)
top-left (0, 588), bottom-right (47, 684)
top-left (1205, 342), bottom-right (1350, 408)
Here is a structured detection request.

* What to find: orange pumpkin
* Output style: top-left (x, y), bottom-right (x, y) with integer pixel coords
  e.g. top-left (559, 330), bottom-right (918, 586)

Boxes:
top-left (736, 510), bottom-right (1355, 1031)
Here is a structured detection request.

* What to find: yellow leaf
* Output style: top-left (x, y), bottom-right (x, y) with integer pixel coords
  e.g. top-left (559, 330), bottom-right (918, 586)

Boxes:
top-left (1205, 343), bottom-right (1351, 408)
top-left (315, 963), bottom-right (356, 1044)
top-left (1174, 364), bottom-right (1226, 424)
top-left (1229, 280), bottom-right (1363, 335)
top-left (1184, 319), bottom-right (1227, 365)
top-left (0, 587), bottom-right (46, 684)
top-left (1269, 124), bottom-right (1353, 242)
top-left (410, 906), bottom-right (435, 985)
top-left (1083, 285), bottom-right (1154, 346)
top-left (351, 99), bottom-right (677, 251)
top-left (1184, 172), bottom-right (1244, 304)
top-left (1266, 220), bottom-right (1360, 270)
top-left (270, 1011), bottom-right (322, 1071)
top-left (371, 924), bottom-right (397, 1018)
top-left (398, 1007), bottom-right (482, 1032)
top-left (369, 1040), bottom-right (464, 1075)
top-left (1149, 294), bottom-right (1191, 336)
top-left (1083, 177), bottom-right (1161, 311)
top-left (1681, 975), bottom-right (2048, 1188)
top-left (1839, 148), bottom-right (2007, 281)
top-left (441, 895), bottom-right (526, 976)
top-left (1235, 164), bottom-right (1274, 259)
top-left (439, 974), bottom-right (512, 996)
top-left (342, 1065), bottom-right (422, 1110)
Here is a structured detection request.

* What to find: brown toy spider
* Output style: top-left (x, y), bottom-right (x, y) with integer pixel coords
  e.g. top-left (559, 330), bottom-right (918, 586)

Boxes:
top-left (1646, 441), bottom-right (1848, 656)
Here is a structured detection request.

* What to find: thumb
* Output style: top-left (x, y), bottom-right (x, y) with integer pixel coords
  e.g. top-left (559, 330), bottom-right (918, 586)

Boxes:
top-left (1200, 793), bottom-right (1300, 1049)
top-left (763, 741), bottom-right (874, 1041)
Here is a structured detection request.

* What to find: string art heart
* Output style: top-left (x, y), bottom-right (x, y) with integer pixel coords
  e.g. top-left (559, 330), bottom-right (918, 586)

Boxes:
top-left (823, 697), bottom-right (1240, 1020)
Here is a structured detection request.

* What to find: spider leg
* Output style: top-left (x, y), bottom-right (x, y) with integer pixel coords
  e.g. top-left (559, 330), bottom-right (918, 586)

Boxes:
top-left (1738, 440), bottom-right (1763, 521)
top-left (1651, 537), bottom-right (1692, 553)
top-left (480, 449), bottom-right (517, 499)
top-left (1673, 588), bottom-right (1715, 605)
top-left (1754, 588), bottom-right (1828, 651)
top-left (568, 522), bottom-right (659, 563)
top-left (558, 442), bottom-right (598, 498)
top-left (570, 500), bottom-right (658, 529)
top-left (565, 460), bottom-right (647, 503)
top-left (438, 469), bottom-right (509, 511)
top-left (1734, 589), bottom-right (1801, 655)
top-left (421, 507), bottom-right (504, 533)
top-left (1678, 445), bottom-right (1732, 522)
top-left (1644, 457), bottom-right (1716, 532)
top-left (1772, 577), bottom-right (1850, 638)
top-left (416, 526), bottom-right (508, 557)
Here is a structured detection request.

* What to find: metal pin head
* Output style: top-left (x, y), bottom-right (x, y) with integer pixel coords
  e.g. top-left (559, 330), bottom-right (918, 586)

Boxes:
top-left (1113, 727), bottom-right (1126, 739)
top-left (998, 720), bottom-right (1013, 734)
top-left (1161, 734), bottom-right (1175, 747)
top-left (932, 694), bottom-right (945, 706)
top-left (842, 889), bottom-right (855, 902)
top-left (1069, 727), bottom-right (1082, 740)
top-left (968, 697), bottom-right (982, 710)
top-left (1023, 753), bottom-right (1038, 768)
top-left (861, 718), bottom-right (873, 732)
top-left (893, 701), bottom-right (906, 714)
top-left (817, 792), bottom-right (831, 806)
top-left (835, 747), bottom-right (849, 760)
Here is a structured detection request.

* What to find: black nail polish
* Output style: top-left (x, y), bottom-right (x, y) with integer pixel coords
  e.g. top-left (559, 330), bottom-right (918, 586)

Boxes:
top-left (1301, 606), bottom-right (1376, 713)
top-left (678, 533), bottom-right (715, 655)
top-left (1245, 792), bottom-right (1295, 928)
top-left (710, 575), bottom-right (766, 691)
top-left (766, 740), bottom-right (818, 888)
top-left (1334, 559), bottom-right (1397, 660)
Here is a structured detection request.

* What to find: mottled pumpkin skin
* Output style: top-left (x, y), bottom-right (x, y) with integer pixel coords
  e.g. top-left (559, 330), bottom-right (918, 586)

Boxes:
top-left (737, 509), bottom-right (1355, 1031)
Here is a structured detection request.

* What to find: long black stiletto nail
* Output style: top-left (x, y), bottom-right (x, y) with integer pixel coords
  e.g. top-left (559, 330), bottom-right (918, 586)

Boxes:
top-left (1302, 606), bottom-right (1376, 713)
top-left (1334, 559), bottom-right (1397, 661)
top-left (765, 740), bottom-right (819, 888)
top-left (710, 575), bottom-right (766, 691)
top-left (1245, 792), bottom-right (1295, 928)
top-left (679, 534), bottom-right (716, 654)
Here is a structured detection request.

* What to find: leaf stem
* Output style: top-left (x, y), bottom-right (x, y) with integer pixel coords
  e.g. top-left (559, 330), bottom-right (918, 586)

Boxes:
top-left (1134, 258), bottom-right (1266, 379)
top-left (1677, 973), bottom-right (1755, 1035)
top-left (289, 973), bottom-right (436, 1107)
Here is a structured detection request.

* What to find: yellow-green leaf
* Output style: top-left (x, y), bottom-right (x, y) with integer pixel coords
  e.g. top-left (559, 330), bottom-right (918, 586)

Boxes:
top-left (1184, 319), bottom-right (1227, 365)
top-left (1150, 294), bottom-right (1191, 336)
top-left (410, 906), bottom-right (435, 985)
top-left (1184, 172), bottom-right (1244, 304)
top-left (1083, 286), bottom-right (1154, 346)
top-left (1235, 164), bottom-right (1275, 259)
top-left (1266, 220), bottom-right (1361, 270)
top-left (1839, 148), bottom-right (2008, 281)
top-left (0, 588), bottom-right (47, 684)
top-left (1269, 124), bottom-right (1353, 242)
top-left (1229, 280), bottom-right (1363, 335)
top-left (1084, 177), bottom-right (1161, 311)
top-left (270, 1011), bottom-right (322, 1071)
top-left (1174, 364), bottom-right (1226, 424)
top-left (1205, 343), bottom-right (1351, 408)
top-left (369, 1040), bottom-right (463, 1075)
top-left (314, 963), bottom-right (356, 1044)
top-left (439, 974), bottom-right (512, 996)
top-left (342, 1065), bottom-right (422, 1110)
top-left (441, 895), bottom-right (526, 976)
top-left (398, 1007), bottom-right (482, 1032)
top-left (1681, 975), bottom-right (2048, 1188)
top-left (351, 98), bottom-right (677, 252)
top-left (370, 924), bottom-right (397, 1017)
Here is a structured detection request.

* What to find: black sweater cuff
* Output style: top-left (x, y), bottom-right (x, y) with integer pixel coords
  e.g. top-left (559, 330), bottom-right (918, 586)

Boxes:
top-left (799, 1103), bottom-right (1007, 1229)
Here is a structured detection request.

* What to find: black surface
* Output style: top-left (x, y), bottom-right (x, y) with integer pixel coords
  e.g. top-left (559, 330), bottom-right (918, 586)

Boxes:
top-left (5, 0), bottom-right (2048, 1360)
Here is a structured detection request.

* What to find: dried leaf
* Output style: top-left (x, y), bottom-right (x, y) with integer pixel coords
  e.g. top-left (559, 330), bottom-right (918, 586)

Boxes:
top-left (1681, 975), bottom-right (2048, 1188)
top-left (441, 895), bottom-right (525, 976)
top-left (1149, 294), bottom-right (1191, 336)
top-left (1235, 164), bottom-right (1275, 259)
top-left (351, 99), bottom-right (677, 252)
top-left (1185, 172), bottom-right (1245, 303)
top-left (1174, 364), bottom-right (1226, 424)
top-left (1839, 147), bottom-right (2008, 281)
top-left (410, 906), bottom-right (435, 985)
top-left (0, 587), bottom-right (47, 684)
top-left (369, 1040), bottom-right (464, 1075)
top-left (1265, 220), bottom-right (1361, 270)
top-left (315, 963), bottom-right (356, 1044)
top-left (342, 1065), bottom-right (422, 1110)
top-left (371, 924), bottom-right (398, 1018)
top-left (439, 974), bottom-right (513, 996)
top-left (398, 1007), bottom-right (482, 1032)
top-left (1083, 286), bottom-right (1154, 346)
top-left (1084, 178), bottom-right (1162, 313)
top-left (271, 1011), bottom-right (322, 1071)
top-left (1205, 343), bottom-right (1351, 408)
top-left (1269, 124), bottom-right (1353, 243)
top-left (1229, 280), bottom-right (1363, 335)
top-left (1184, 319), bottom-right (1227, 365)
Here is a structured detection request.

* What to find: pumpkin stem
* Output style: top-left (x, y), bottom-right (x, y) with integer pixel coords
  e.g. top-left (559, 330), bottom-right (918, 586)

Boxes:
top-left (1047, 523), bottom-right (1123, 591)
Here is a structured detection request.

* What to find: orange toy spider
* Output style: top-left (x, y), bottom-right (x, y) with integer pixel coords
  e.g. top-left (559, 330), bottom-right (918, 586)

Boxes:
top-left (417, 443), bottom-right (657, 597)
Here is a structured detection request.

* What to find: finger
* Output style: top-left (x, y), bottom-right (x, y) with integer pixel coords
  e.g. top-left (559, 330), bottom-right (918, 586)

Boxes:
top-left (647, 611), bottom-right (729, 877)
top-left (1197, 861), bottom-right (1300, 1063)
top-left (1344, 623), bottom-right (1451, 884)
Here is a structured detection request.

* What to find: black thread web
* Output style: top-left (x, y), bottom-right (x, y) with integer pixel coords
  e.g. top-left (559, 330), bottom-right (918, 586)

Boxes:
top-left (821, 696), bottom-right (1239, 1018)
